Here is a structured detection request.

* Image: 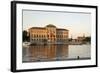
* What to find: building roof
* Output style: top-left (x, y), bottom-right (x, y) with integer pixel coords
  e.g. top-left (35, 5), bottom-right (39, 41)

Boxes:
top-left (46, 24), bottom-right (56, 28)
top-left (29, 27), bottom-right (45, 29)
top-left (29, 24), bottom-right (68, 31)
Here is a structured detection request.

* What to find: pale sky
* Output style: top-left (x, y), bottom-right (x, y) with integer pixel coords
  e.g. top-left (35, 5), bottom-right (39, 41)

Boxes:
top-left (23, 10), bottom-right (91, 39)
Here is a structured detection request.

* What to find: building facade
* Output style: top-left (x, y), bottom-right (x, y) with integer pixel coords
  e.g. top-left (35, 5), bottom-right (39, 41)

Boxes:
top-left (29, 24), bottom-right (69, 44)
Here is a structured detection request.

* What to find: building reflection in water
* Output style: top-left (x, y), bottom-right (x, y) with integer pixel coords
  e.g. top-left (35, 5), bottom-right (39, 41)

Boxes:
top-left (22, 45), bottom-right (69, 62)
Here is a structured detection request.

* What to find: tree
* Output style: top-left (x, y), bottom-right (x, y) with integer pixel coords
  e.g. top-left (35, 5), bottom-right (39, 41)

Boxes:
top-left (82, 37), bottom-right (91, 43)
top-left (23, 30), bottom-right (30, 42)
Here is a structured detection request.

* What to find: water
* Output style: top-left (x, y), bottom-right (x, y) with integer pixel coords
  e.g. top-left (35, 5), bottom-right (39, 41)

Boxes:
top-left (22, 44), bottom-right (91, 62)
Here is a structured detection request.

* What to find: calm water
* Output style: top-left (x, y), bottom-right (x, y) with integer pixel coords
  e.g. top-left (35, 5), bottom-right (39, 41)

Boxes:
top-left (22, 44), bottom-right (91, 62)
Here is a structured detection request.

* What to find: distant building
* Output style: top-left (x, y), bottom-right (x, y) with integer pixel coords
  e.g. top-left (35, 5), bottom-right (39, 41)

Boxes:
top-left (29, 24), bottom-right (69, 44)
top-left (77, 34), bottom-right (85, 42)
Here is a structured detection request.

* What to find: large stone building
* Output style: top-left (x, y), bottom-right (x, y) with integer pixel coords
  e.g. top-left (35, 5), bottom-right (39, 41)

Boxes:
top-left (29, 24), bottom-right (69, 44)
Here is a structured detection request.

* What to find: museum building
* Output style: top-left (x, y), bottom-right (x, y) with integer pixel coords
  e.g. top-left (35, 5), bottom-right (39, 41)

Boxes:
top-left (29, 24), bottom-right (69, 44)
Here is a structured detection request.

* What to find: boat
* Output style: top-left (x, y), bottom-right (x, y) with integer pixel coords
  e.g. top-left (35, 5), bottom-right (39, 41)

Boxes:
top-left (23, 42), bottom-right (30, 47)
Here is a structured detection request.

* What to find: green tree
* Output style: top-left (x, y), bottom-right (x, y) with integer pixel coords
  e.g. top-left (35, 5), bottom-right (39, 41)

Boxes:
top-left (23, 30), bottom-right (30, 42)
top-left (83, 37), bottom-right (91, 43)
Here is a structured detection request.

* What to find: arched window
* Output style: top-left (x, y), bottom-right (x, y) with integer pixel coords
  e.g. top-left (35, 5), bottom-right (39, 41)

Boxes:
top-left (34, 35), bottom-right (36, 38)
top-left (39, 35), bottom-right (41, 38)
top-left (47, 35), bottom-right (49, 37)
top-left (44, 35), bottom-right (45, 38)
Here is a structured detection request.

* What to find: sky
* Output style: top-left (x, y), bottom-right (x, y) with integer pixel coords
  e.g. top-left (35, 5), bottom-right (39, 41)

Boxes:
top-left (23, 10), bottom-right (91, 39)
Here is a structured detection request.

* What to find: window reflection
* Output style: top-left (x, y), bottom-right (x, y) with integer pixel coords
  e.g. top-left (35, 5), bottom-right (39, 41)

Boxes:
top-left (22, 44), bottom-right (69, 62)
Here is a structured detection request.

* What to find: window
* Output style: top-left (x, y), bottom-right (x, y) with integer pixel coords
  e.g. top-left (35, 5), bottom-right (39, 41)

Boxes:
top-left (34, 35), bottom-right (36, 38)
